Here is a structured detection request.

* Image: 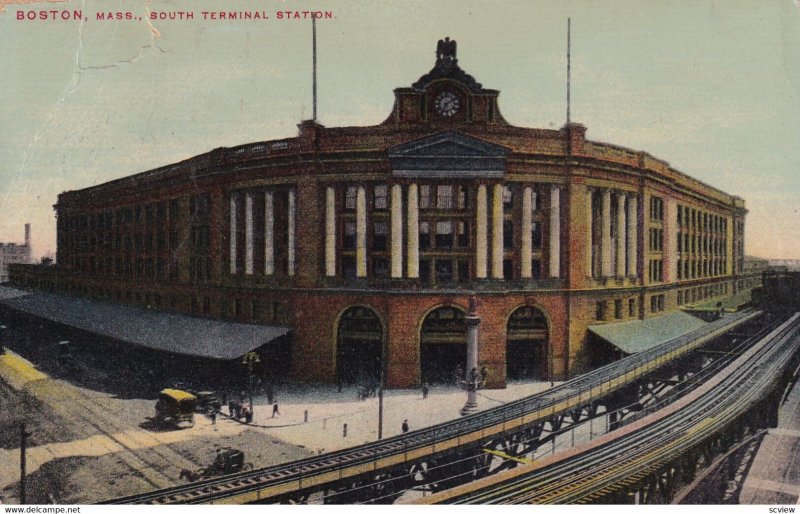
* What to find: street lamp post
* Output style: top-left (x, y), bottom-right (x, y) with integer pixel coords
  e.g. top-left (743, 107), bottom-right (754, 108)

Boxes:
top-left (242, 351), bottom-right (261, 414)
top-left (461, 294), bottom-right (481, 416)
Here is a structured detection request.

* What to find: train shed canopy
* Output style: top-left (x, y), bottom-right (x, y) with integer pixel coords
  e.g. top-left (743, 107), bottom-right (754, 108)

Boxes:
top-left (0, 286), bottom-right (290, 360)
top-left (588, 311), bottom-right (707, 355)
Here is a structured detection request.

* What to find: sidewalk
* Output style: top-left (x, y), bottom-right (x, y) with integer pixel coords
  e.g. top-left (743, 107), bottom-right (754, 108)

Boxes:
top-left (225, 380), bottom-right (558, 453)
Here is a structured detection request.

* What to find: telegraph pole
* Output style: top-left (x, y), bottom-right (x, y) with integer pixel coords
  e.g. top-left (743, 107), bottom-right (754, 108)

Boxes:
top-left (20, 423), bottom-right (30, 504)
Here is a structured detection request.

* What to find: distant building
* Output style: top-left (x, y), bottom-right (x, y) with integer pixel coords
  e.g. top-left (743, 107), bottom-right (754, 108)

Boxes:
top-left (0, 224), bottom-right (32, 283)
top-left (10, 41), bottom-right (753, 387)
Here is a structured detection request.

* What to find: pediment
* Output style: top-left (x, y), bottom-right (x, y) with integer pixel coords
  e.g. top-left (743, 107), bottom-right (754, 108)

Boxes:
top-left (388, 132), bottom-right (508, 179)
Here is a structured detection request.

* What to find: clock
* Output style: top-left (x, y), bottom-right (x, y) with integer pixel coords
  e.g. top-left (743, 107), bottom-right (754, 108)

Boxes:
top-left (434, 91), bottom-right (460, 117)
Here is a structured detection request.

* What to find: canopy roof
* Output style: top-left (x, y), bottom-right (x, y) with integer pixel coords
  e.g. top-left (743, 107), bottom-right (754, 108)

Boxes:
top-left (0, 286), bottom-right (290, 360)
top-left (588, 311), bottom-right (707, 355)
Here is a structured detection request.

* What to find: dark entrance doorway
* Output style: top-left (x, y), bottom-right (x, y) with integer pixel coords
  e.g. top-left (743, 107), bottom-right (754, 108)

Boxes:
top-left (336, 306), bottom-right (383, 384)
top-left (420, 306), bottom-right (466, 384)
top-left (506, 306), bottom-right (549, 380)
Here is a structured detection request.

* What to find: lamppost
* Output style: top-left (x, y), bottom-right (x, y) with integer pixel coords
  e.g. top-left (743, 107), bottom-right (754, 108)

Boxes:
top-left (0, 324), bottom-right (7, 355)
top-left (242, 351), bottom-right (260, 414)
top-left (461, 294), bottom-right (481, 416)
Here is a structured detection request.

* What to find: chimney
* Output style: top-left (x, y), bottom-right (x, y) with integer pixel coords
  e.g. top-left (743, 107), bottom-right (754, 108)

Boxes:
top-left (24, 223), bottom-right (30, 247)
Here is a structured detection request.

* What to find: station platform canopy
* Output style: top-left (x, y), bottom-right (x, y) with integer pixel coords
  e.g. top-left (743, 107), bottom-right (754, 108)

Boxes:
top-left (0, 286), bottom-right (291, 360)
top-left (588, 311), bottom-right (707, 355)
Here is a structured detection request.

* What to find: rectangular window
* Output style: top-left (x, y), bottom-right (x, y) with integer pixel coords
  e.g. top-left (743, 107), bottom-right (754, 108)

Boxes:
top-left (503, 221), bottom-right (514, 250)
top-left (502, 185), bottom-right (513, 213)
top-left (345, 186), bottom-right (357, 211)
top-left (532, 259), bottom-right (542, 278)
top-left (437, 185), bottom-right (454, 210)
top-left (372, 222), bottom-right (388, 251)
top-left (372, 257), bottom-right (389, 278)
top-left (419, 185), bottom-right (431, 209)
top-left (435, 221), bottom-right (453, 249)
top-left (343, 222), bottom-right (356, 250)
top-left (457, 221), bottom-right (468, 248)
top-left (435, 259), bottom-right (453, 282)
top-left (458, 259), bottom-right (469, 282)
top-left (614, 299), bottom-right (623, 319)
top-left (503, 259), bottom-right (513, 279)
top-left (596, 301), bottom-right (606, 321)
top-left (374, 185), bottom-right (388, 211)
top-left (419, 258), bottom-right (431, 283)
top-left (456, 186), bottom-right (468, 209)
top-left (342, 256), bottom-right (356, 279)
top-left (419, 222), bottom-right (431, 250)
top-left (628, 298), bottom-right (636, 317)
top-left (532, 221), bottom-right (542, 248)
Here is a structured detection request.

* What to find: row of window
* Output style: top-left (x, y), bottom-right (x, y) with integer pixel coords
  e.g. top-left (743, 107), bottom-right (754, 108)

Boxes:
top-left (677, 205), bottom-right (727, 233)
top-left (596, 297), bottom-right (638, 321)
top-left (676, 282), bottom-right (730, 306)
top-left (343, 184), bottom-right (544, 213)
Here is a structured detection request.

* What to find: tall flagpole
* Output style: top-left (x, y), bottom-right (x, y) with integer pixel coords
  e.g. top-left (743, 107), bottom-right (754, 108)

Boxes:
top-left (567, 17), bottom-right (571, 124)
top-left (312, 14), bottom-right (318, 122)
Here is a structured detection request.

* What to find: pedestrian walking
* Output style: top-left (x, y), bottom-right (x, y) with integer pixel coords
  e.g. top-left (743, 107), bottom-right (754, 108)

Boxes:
top-left (210, 409), bottom-right (217, 425)
top-left (402, 419), bottom-right (409, 433)
top-left (421, 382), bottom-right (429, 399)
top-left (228, 400), bottom-right (235, 417)
top-left (272, 402), bottom-right (280, 418)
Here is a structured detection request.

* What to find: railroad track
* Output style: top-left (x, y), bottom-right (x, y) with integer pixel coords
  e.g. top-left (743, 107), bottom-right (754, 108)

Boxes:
top-left (418, 312), bottom-right (800, 504)
top-left (106, 309), bottom-right (763, 504)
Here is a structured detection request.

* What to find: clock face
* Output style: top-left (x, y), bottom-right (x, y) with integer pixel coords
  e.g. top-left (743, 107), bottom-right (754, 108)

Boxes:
top-left (434, 91), bottom-right (460, 117)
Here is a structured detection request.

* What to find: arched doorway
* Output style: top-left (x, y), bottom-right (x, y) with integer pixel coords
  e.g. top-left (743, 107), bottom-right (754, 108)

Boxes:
top-left (420, 306), bottom-right (466, 384)
top-left (336, 306), bottom-right (383, 384)
top-left (506, 306), bottom-right (549, 380)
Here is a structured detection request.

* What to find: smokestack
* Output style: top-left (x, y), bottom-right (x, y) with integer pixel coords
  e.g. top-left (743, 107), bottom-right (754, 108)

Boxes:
top-left (24, 223), bottom-right (30, 247)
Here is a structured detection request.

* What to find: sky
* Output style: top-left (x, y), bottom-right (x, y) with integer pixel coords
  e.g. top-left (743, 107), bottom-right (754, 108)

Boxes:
top-left (1, 0), bottom-right (799, 260)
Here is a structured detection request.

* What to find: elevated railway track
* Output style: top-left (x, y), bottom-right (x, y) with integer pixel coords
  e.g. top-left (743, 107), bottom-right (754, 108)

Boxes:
top-left (418, 312), bottom-right (800, 504)
top-left (106, 309), bottom-right (768, 504)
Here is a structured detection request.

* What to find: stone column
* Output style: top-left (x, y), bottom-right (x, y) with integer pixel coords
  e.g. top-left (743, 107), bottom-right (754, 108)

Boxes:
top-left (520, 187), bottom-right (533, 278)
top-left (229, 192), bottom-right (237, 274)
top-left (325, 187), bottom-right (336, 277)
top-left (627, 194), bottom-right (638, 277)
top-left (244, 192), bottom-right (254, 275)
top-left (616, 192), bottom-right (626, 277)
top-left (475, 184), bottom-right (488, 279)
top-left (461, 295), bottom-right (481, 416)
top-left (356, 186), bottom-right (367, 277)
top-left (491, 184), bottom-right (504, 279)
top-left (391, 184), bottom-right (403, 278)
top-left (601, 189), bottom-right (612, 277)
top-left (264, 191), bottom-right (274, 275)
top-left (549, 186), bottom-right (561, 278)
top-left (586, 189), bottom-right (594, 277)
top-left (287, 189), bottom-right (296, 276)
top-left (407, 184), bottom-right (419, 278)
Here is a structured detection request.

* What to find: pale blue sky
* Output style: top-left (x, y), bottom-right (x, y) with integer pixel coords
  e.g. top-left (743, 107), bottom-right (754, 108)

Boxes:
top-left (1, 0), bottom-right (799, 259)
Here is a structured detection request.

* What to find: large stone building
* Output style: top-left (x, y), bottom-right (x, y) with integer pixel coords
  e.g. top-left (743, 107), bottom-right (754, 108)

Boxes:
top-left (11, 41), bottom-right (752, 388)
top-left (1, 224), bottom-right (32, 283)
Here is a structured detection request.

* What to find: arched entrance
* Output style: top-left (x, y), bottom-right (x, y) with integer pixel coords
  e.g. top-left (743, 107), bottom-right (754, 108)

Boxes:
top-left (506, 306), bottom-right (549, 380)
top-left (420, 306), bottom-right (466, 384)
top-left (336, 306), bottom-right (383, 384)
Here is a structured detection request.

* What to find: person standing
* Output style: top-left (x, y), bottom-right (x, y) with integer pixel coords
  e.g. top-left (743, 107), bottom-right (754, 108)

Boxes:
top-left (402, 419), bottom-right (409, 433)
top-left (272, 403), bottom-right (280, 418)
top-left (421, 382), bottom-right (429, 399)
